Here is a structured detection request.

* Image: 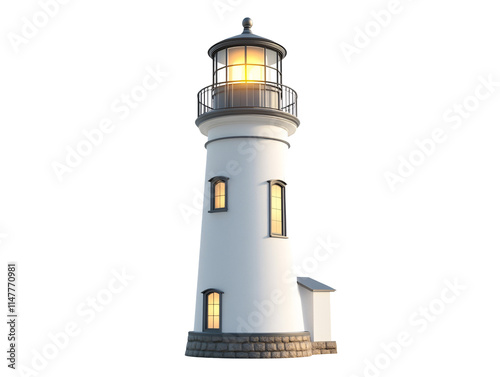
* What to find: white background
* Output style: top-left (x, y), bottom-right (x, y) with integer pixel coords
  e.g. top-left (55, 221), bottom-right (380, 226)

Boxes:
top-left (1, 0), bottom-right (499, 376)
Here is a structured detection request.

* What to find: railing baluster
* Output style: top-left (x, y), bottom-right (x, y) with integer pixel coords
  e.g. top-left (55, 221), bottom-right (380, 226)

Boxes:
top-left (197, 83), bottom-right (297, 117)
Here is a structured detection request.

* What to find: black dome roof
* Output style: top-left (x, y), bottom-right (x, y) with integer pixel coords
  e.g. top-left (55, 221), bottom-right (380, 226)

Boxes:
top-left (207, 18), bottom-right (287, 58)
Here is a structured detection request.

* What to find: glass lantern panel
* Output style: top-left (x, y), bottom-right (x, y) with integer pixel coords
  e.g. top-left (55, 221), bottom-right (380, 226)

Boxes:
top-left (216, 68), bottom-right (226, 84)
top-left (228, 47), bottom-right (245, 66)
top-left (217, 49), bottom-right (226, 69)
top-left (246, 65), bottom-right (265, 81)
top-left (228, 65), bottom-right (245, 82)
top-left (266, 49), bottom-right (278, 68)
top-left (266, 67), bottom-right (278, 83)
top-left (247, 47), bottom-right (264, 65)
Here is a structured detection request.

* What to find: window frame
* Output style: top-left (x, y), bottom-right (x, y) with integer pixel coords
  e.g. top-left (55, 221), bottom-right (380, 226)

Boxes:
top-left (268, 179), bottom-right (287, 238)
top-left (202, 288), bottom-right (224, 333)
top-left (208, 176), bottom-right (229, 213)
top-left (212, 47), bottom-right (282, 85)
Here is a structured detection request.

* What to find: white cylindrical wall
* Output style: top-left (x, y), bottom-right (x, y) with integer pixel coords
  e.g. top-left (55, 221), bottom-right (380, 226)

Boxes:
top-left (193, 114), bottom-right (304, 333)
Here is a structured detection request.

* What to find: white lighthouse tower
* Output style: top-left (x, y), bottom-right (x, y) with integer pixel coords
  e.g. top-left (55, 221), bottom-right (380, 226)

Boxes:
top-left (186, 18), bottom-right (337, 358)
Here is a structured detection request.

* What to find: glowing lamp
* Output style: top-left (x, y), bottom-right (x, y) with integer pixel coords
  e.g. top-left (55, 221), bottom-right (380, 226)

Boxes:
top-left (200, 18), bottom-right (292, 112)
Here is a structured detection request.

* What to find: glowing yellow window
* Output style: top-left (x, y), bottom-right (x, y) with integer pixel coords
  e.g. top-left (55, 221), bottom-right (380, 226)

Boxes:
top-left (209, 177), bottom-right (228, 212)
top-left (246, 47), bottom-right (264, 65)
top-left (228, 47), bottom-right (245, 65)
top-left (202, 289), bottom-right (223, 331)
top-left (225, 46), bottom-right (266, 82)
top-left (228, 47), bottom-right (246, 82)
top-left (246, 47), bottom-right (265, 82)
top-left (268, 180), bottom-right (287, 237)
top-left (271, 184), bottom-right (283, 235)
top-left (246, 65), bottom-right (265, 81)
top-left (214, 181), bottom-right (226, 209)
top-left (207, 292), bottom-right (220, 329)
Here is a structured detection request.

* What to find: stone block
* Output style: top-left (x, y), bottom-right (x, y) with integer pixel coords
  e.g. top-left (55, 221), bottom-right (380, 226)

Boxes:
top-left (216, 343), bottom-right (228, 352)
top-left (266, 343), bottom-right (277, 351)
top-left (254, 343), bottom-right (265, 351)
top-left (260, 336), bottom-right (274, 343)
top-left (229, 343), bottom-right (242, 352)
top-left (242, 343), bottom-right (254, 352)
top-left (206, 343), bottom-right (216, 351)
top-left (285, 342), bottom-right (296, 351)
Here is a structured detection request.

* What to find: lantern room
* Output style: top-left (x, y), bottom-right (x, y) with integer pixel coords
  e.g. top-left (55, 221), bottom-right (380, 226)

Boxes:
top-left (197, 18), bottom-right (297, 121)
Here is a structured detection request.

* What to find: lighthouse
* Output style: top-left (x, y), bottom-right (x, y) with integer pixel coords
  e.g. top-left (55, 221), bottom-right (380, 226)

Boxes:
top-left (185, 18), bottom-right (337, 358)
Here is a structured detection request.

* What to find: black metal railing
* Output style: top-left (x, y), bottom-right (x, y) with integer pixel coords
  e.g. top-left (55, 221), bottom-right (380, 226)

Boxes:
top-left (197, 81), bottom-right (298, 118)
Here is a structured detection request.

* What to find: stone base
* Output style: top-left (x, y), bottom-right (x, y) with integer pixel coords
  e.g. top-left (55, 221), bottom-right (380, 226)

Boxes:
top-left (312, 341), bottom-right (337, 355)
top-left (185, 331), bottom-right (314, 358)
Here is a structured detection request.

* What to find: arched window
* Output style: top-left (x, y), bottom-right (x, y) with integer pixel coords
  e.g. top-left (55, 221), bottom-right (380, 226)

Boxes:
top-left (209, 177), bottom-right (229, 212)
top-left (202, 289), bottom-right (223, 332)
top-left (268, 180), bottom-right (287, 237)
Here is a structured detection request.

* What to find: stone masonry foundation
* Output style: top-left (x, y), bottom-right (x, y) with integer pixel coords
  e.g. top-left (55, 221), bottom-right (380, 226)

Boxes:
top-left (185, 331), bottom-right (317, 358)
top-left (312, 341), bottom-right (337, 355)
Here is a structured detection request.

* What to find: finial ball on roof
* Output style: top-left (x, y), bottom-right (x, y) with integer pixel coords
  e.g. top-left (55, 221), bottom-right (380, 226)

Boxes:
top-left (242, 17), bottom-right (253, 29)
